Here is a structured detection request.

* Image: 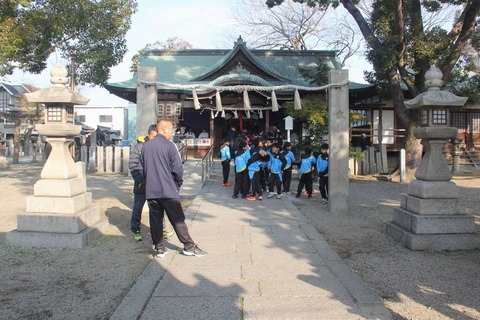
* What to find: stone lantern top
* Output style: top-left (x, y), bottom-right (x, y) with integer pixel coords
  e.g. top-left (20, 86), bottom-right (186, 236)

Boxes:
top-left (404, 64), bottom-right (467, 109)
top-left (24, 64), bottom-right (89, 105)
top-left (50, 64), bottom-right (69, 86)
top-left (424, 65), bottom-right (443, 91)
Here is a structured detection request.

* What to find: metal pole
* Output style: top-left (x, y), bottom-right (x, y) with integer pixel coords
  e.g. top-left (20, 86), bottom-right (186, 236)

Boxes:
top-left (400, 148), bottom-right (406, 182)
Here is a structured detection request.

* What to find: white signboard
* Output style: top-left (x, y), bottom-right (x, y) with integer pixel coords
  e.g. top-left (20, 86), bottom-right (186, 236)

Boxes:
top-left (284, 116), bottom-right (294, 130)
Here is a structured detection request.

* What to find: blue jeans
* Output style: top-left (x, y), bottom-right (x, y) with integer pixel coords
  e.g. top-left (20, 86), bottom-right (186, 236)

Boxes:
top-left (131, 193), bottom-right (166, 233)
top-left (131, 193), bottom-right (146, 233)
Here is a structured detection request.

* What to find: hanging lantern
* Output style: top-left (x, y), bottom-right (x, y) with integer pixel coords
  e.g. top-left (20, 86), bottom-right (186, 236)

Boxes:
top-left (271, 91), bottom-right (279, 112)
top-left (216, 91), bottom-right (223, 111)
top-left (243, 90), bottom-right (251, 110)
top-left (192, 88), bottom-right (201, 110)
top-left (294, 89), bottom-right (302, 110)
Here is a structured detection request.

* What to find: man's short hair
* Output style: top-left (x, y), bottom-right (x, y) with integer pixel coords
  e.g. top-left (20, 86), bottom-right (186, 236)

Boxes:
top-left (148, 124), bottom-right (157, 133)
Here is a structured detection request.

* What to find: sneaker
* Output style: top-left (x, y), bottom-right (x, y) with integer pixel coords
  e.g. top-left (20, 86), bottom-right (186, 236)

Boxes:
top-left (222, 182), bottom-right (232, 187)
top-left (267, 192), bottom-right (275, 199)
top-left (258, 195), bottom-right (263, 201)
top-left (321, 198), bottom-right (328, 204)
top-left (295, 194), bottom-right (301, 198)
top-left (183, 245), bottom-right (207, 257)
top-left (282, 191), bottom-right (290, 195)
top-left (133, 231), bottom-right (142, 241)
top-left (155, 245), bottom-right (168, 258)
top-left (246, 195), bottom-right (256, 201)
top-left (232, 195), bottom-right (238, 199)
top-left (276, 194), bottom-right (282, 199)
top-left (163, 228), bottom-right (175, 238)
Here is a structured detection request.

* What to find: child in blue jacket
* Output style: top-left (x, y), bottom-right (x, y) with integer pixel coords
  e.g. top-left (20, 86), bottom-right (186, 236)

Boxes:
top-left (220, 138), bottom-right (232, 186)
top-left (232, 140), bottom-right (251, 199)
top-left (317, 143), bottom-right (329, 204)
top-left (281, 141), bottom-right (296, 194)
top-left (267, 143), bottom-right (287, 199)
top-left (296, 146), bottom-right (316, 199)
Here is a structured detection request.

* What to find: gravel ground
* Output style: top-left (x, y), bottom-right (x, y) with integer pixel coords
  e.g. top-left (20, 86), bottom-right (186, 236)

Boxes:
top-left (295, 173), bottom-right (480, 320)
top-left (0, 161), bottom-right (479, 319)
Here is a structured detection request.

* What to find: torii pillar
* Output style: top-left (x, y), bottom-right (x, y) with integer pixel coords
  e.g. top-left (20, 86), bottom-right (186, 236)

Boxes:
top-left (328, 70), bottom-right (349, 214)
top-left (136, 67), bottom-right (158, 136)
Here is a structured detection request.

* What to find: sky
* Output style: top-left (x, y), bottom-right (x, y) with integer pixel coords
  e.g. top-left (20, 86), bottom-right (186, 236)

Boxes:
top-left (4, 0), bottom-right (372, 107)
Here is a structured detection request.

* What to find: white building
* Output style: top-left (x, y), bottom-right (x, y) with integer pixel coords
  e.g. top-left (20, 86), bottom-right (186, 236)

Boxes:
top-left (74, 105), bottom-right (129, 140)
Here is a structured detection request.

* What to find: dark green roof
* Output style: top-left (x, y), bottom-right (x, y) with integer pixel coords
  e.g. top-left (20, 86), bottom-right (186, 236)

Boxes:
top-left (105, 39), bottom-right (374, 102)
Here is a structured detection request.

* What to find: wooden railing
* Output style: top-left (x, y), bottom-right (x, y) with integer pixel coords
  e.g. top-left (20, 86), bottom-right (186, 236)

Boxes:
top-left (350, 127), bottom-right (406, 149)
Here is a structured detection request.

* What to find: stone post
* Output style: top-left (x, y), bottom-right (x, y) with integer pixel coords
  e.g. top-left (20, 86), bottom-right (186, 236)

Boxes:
top-left (136, 67), bottom-right (158, 138)
top-left (451, 138), bottom-right (462, 173)
top-left (328, 69), bottom-right (349, 214)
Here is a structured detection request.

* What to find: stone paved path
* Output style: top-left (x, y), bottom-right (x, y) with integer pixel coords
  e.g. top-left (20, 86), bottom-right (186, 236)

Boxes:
top-left (111, 162), bottom-right (392, 320)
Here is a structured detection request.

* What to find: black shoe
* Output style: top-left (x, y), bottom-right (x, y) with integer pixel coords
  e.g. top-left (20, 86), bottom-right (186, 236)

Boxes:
top-left (154, 245), bottom-right (168, 258)
top-left (295, 194), bottom-right (300, 198)
top-left (232, 195), bottom-right (238, 199)
top-left (183, 244), bottom-right (207, 257)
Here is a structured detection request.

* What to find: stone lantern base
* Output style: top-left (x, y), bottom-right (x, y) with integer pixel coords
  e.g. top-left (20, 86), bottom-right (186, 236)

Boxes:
top-left (385, 179), bottom-right (480, 250)
top-left (6, 162), bottom-right (109, 249)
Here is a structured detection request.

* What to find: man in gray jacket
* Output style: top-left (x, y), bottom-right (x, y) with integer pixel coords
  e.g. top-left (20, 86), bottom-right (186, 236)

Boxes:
top-left (142, 120), bottom-right (206, 258)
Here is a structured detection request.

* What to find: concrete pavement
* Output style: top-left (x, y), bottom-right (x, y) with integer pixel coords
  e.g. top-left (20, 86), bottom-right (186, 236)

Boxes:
top-left (110, 160), bottom-right (392, 320)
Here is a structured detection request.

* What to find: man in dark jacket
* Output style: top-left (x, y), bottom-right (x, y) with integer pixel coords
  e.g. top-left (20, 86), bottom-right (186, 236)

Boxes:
top-left (142, 120), bottom-right (207, 258)
top-left (128, 124), bottom-right (157, 241)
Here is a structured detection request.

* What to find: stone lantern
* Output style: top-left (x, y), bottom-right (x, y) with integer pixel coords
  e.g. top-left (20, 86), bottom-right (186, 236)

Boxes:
top-left (6, 64), bottom-right (108, 248)
top-left (384, 65), bottom-right (479, 250)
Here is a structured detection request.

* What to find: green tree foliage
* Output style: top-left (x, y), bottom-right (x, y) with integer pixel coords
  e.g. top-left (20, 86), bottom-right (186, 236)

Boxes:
top-left (130, 37), bottom-right (194, 74)
top-left (0, 0), bottom-right (137, 86)
top-left (268, 0), bottom-right (480, 173)
top-left (284, 98), bottom-right (365, 153)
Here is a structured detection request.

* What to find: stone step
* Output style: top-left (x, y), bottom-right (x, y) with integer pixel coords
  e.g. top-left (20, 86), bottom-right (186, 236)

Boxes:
top-left (6, 218), bottom-right (109, 249)
top-left (399, 194), bottom-right (464, 215)
top-left (16, 204), bottom-right (101, 233)
top-left (392, 207), bottom-right (476, 234)
top-left (384, 220), bottom-right (480, 250)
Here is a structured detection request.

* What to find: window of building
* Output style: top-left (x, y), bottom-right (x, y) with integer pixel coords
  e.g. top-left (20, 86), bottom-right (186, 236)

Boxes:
top-left (99, 115), bottom-right (113, 122)
top-left (432, 109), bottom-right (447, 125)
top-left (351, 109), bottom-right (368, 127)
top-left (421, 109), bottom-right (428, 126)
top-left (66, 106), bottom-right (74, 123)
top-left (77, 115), bottom-right (86, 122)
top-left (47, 106), bottom-right (62, 122)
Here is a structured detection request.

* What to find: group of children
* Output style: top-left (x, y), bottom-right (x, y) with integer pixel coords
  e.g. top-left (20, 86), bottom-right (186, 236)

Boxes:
top-left (219, 137), bottom-right (330, 204)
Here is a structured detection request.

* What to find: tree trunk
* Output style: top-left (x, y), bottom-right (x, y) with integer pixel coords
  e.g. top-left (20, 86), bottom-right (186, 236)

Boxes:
top-left (404, 125), bottom-right (423, 181)
top-left (387, 70), bottom-right (422, 182)
top-left (13, 119), bottom-right (21, 164)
